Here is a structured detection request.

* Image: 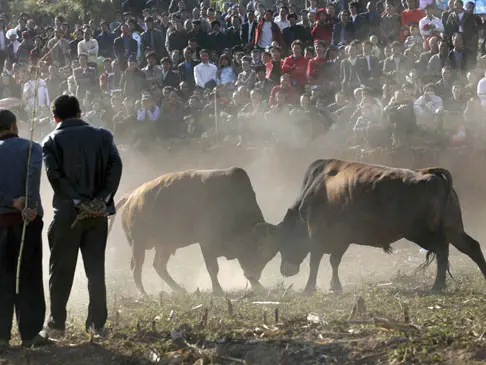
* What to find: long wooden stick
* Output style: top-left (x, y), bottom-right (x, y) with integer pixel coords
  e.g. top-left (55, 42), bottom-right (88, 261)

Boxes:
top-left (15, 37), bottom-right (65, 294)
top-left (16, 69), bottom-right (40, 294)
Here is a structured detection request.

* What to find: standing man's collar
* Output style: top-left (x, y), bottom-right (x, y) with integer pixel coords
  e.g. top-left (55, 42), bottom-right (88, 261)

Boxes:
top-left (0, 133), bottom-right (18, 140)
top-left (55, 119), bottom-right (88, 130)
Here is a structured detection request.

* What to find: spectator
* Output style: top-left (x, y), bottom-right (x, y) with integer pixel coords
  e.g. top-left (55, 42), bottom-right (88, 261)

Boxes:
top-left (419, 4), bottom-right (444, 50)
top-left (77, 27), bottom-right (99, 67)
top-left (114, 23), bottom-right (138, 71)
top-left (255, 10), bottom-right (284, 50)
top-left (178, 46), bottom-right (199, 86)
top-left (73, 53), bottom-right (97, 100)
top-left (332, 10), bottom-right (354, 46)
top-left (97, 21), bottom-right (115, 59)
top-left (194, 49), bottom-right (218, 88)
top-left (282, 40), bottom-right (308, 89)
top-left (142, 52), bottom-right (162, 87)
top-left (161, 57), bottom-right (180, 88)
top-left (311, 9), bottom-right (332, 45)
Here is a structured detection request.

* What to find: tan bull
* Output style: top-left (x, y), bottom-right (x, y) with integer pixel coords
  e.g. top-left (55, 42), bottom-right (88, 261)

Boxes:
top-left (109, 167), bottom-right (277, 297)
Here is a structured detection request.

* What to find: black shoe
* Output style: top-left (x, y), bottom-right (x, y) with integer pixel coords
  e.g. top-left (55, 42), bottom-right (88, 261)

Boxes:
top-left (45, 320), bottom-right (66, 338)
top-left (21, 332), bottom-right (52, 348)
top-left (86, 327), bottom-right (109, 339)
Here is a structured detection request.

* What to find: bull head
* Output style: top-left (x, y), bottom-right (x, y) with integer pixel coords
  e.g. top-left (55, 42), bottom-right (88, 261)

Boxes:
top-left (276, 209), bottom-right (312, 277)
top-left (237, 222), bottom-right (278, 289)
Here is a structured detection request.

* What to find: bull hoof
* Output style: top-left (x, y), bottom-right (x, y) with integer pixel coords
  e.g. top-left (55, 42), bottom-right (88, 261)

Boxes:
top-left (302, 287), bottom-right (316, 297)
top-left (174, 287), bottom-right (187, 295)
top-left (429, 285), bottom-right (445, 294)
top-left (212, 288), bottom-right (225, 297)
top-left (138, 293), bottom-right (150, 302)
top-left (329, 288), bottom-right (343, 296)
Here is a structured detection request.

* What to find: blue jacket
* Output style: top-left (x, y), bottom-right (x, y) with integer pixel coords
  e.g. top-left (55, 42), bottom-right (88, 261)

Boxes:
top-left (0, 134), bottom-right (43, 217)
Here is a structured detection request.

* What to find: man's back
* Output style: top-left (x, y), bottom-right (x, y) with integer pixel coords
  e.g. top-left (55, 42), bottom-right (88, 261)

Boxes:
top-left (0, 136), bottom-right (43, 216)
top-left (42, 119), bottom-right (122, 216)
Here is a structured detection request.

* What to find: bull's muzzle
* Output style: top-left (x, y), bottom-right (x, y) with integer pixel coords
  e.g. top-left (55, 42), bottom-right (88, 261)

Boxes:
top-left (281, 261), bottom-right (300, 277)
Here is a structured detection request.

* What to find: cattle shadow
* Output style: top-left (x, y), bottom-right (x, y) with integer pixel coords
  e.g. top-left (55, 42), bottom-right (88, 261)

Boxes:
top-left (0, 342), bottom-right (146, 365)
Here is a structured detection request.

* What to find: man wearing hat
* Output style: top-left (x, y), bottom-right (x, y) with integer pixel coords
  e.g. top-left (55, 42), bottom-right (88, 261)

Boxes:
top-left (283, 12), bottom-right (310, 48)
top-left (6, 29), bottom-right (20, 64)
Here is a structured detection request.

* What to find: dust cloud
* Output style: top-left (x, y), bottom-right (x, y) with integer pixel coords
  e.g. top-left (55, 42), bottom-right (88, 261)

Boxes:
top-left (31, 120), bottom-right (486, 313)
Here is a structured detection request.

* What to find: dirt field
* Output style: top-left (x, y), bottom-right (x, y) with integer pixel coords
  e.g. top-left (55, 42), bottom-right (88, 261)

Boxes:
top-left (1, 144), bottom-right (486, 365)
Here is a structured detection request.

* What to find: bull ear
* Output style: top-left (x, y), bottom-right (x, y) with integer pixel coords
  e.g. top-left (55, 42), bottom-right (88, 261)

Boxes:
top-left (253, 222), bottom-right (278, 238)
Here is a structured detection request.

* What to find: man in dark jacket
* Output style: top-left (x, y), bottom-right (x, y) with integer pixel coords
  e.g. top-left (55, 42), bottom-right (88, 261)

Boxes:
top-left (114, 23), bottom-right (138, 71)
top-left (283, 13), bottom-right (310, 49)
top-left (42, 95), bottom-right (122, 337)
top-left (141, 16), bottom-right (167, 63)
top-left (96, 21), bottom-right (115, 59)
top-left (0, 109), bottom-right (49, 348)
top-left (178, 46), bottom-right (199, 86)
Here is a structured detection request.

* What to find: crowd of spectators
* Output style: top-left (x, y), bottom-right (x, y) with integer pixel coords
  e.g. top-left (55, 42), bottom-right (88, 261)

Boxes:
top-left (1, 0), bottom-right (486, 150)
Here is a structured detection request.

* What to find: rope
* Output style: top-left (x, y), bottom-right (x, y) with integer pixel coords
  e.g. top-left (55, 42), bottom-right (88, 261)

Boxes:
top-left (15, 37), bottom-right (64, 294)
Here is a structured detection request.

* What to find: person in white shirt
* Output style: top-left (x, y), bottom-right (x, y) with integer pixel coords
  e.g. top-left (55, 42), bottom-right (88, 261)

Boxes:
top-left (22, 67), bottom-right (50, 111)
top-left (419, 4), bottom-right (444, 40)
top-left (414, 83), bottom-right (443, 130)
top-left (274, 6), bottom-right (290, 31)
top-left (77, 27), bottom-right (99, 67)
top-left (6, 29), bottom-right (20, 61)
top-left (477, 67), bottom-right (486, 108)
top-left (194, 49), bottom-right (218, 88)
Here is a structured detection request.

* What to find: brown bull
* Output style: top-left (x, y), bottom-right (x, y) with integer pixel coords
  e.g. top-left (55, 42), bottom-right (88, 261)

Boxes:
top-left (108, 167), bottom-right (277, 297)
top-left (276, 159), bottom-right (486, 294)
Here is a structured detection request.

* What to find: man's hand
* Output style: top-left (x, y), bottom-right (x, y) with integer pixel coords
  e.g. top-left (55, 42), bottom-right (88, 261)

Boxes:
top-left (12, 197), bottom-right (26, 211)
top-left (22, 207), bottom-right (38, 222)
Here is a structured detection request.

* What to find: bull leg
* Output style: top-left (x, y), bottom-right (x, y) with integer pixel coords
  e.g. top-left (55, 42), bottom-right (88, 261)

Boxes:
top-left (130, 239), bottom-right (148, 298)
top-left (408, 231), bottom-right (449, 292)
top-left (153, 246), bottom-right (186, 294)
top-left (303, 250), bottom-right (324, 295)
top-left (329, 244), bottom-right (349, 294)
top-left (449, 232), bottom-right (486, 279)
top-left (431, 242), bottom-right (449, 293)
top-left (200, 247), bottom-right (225, 297)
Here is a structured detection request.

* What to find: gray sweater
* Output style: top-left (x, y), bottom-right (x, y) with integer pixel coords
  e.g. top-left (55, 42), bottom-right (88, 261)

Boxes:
top-left (0, 135), bottom-right (43, 217)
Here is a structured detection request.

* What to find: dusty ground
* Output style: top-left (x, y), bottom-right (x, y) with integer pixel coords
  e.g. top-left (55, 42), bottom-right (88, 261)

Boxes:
top-left (1, 143), bottom-right (486, 365)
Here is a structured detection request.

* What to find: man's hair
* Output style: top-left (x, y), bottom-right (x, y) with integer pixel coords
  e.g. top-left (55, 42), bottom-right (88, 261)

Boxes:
top-left (0, 109), bottom-right (16, 132)
top-left (51, 95), bottom-right (81, 121)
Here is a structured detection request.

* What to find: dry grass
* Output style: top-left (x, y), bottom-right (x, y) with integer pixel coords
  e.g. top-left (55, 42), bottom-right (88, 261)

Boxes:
top-left (1, 265), bottom-right (485, 365)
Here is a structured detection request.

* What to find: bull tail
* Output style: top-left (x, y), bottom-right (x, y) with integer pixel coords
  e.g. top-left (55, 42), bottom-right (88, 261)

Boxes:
top-left (107, 195), bottom-right (129, 236)
top-left (421, 167), bottom-right (454, 230)
top-left (415, 251), bottom-right (454, 280)
top-left (416, 168), bottom-right (455, 280)
top-left (424, 168), bottom-right (453, 200)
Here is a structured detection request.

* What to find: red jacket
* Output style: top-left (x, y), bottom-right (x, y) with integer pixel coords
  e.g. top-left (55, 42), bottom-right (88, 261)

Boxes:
top-left (311, 24), bottom-right (332, 45)
top-left (282, 55), bottom-right (309, 87)
top-left (307, 56), bottom-right (327, 83)
top-left (254, 20), bottom-right (285, 48)
top-left (268, 85), bottom-right (299, 105)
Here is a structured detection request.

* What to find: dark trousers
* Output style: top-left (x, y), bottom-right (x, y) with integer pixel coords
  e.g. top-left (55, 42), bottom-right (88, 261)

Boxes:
top-left (47, 216), bottom-right (108, 331)
top-left (0, 218), bottom-right (45, 342)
